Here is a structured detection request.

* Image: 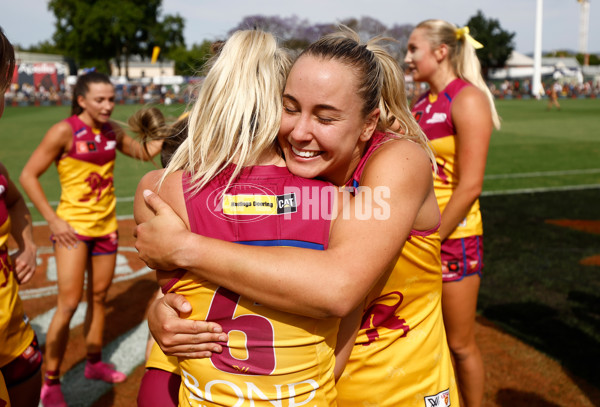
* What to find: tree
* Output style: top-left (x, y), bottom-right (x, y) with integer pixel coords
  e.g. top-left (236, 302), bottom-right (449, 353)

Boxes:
top-left (465, 10), bottom-right (515, 78)
top-left (48, 0), bottom-right (185, 76)
top-left (168, 41), bottom-right (213, 77)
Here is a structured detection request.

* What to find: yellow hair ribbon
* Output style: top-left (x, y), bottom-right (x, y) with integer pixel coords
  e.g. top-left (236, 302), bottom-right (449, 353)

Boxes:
top-left (455, 26), bottom-right (484, 49)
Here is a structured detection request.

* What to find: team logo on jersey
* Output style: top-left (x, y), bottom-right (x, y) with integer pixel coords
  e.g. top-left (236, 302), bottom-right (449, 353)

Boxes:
top-left (76, 141), bottom-right (97, 154)
top-left (424, 389), bottom-right (450, 407)
top-left (426, 112), bottom-right (447, 124)
top-left (74, 127), bottom-right (88, 138)
top-left (413, 111), bottom-right (423, 123)
top-left (79, 172), bottom-right (113, 202)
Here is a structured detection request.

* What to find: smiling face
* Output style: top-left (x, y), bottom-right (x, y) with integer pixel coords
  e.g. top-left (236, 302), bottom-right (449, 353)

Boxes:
top-left (77, 82), bottom-right (115, 127)
top-left (278, 55), bottom-right (378, 186)
top-left (404, 28), bottom-right (439, 83)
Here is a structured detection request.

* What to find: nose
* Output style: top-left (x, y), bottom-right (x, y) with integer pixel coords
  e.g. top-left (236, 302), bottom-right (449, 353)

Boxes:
top-left (288, 113), bottom-right (314, 144)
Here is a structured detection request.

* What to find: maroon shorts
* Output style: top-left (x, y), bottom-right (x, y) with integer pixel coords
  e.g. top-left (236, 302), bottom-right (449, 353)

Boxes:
top-left (441, 236), bottom-right (483, 282)
top-left (137, 368), bottom-right (180, 407)
top-left (0, 335), bottom-right (42, 387)
top-left (52, 232), bottom-right (118, 256)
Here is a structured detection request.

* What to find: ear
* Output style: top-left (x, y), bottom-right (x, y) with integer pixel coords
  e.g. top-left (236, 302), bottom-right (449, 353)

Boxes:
top-left (434, 44), bottom-right (448, 62)
top-left (359, 108), bottom-right (380, 142)
top-left (76, 94), bottom-right (86, 111)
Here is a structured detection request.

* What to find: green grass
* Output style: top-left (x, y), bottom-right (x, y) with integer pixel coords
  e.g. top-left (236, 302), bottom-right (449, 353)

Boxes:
top-left (484, 98), bottom-right (600, 191)
top-left (0, 103), bottom-right (188, 220)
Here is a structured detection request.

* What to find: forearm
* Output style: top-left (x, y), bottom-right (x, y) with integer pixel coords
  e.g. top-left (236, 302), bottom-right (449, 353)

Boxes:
top-left (169, 232), bottom-right (377, 319)
top-left (18, 174), bottom-right (59, 223)
top-left (8, 197), bottom-right (36, 253)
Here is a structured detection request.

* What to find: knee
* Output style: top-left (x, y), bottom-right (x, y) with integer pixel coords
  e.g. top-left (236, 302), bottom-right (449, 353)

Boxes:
top-left (90, 288), bottom-right (109, 304)
top-left (56, 300), bottom-right (80, 318)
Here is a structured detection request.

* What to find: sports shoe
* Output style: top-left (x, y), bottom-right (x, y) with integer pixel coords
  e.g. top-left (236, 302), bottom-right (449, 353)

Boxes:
top-left (84, 361), bottom-right (127, 383)
top-left (41, 382), bottom-right (68, 407)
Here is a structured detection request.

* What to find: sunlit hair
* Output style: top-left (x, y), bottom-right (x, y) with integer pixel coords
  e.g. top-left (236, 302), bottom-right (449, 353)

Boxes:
top-left (71, 71), bottom-right (114, 116)
top-left (162, 30), bottom-right (291, 194)
top-left (416, 19), bottom-right (501, 129)
top-left (301, 26), bottom-right (436, 167)
top-left (0, 27), bottom-right (16, 93)
top-left (128, 107), bottom-right (189, 167)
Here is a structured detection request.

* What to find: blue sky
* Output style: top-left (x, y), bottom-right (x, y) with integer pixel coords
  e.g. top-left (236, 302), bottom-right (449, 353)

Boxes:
top-left (3, 0), bottom-right (598, 55)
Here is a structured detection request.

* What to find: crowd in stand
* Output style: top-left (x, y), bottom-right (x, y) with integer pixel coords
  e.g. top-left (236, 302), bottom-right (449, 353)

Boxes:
top-left (3, 81), bottom-right (196, 107)
top-left (3, 75), bottom-right (600, 108)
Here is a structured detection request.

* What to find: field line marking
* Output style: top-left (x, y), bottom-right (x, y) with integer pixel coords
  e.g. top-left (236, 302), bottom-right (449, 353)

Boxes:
top-left (482, 183), bottom-right (600, 196)
top-left (485, 168), bottom-right (600, 180)
top-left (26, 196), bottom-right (134, 208)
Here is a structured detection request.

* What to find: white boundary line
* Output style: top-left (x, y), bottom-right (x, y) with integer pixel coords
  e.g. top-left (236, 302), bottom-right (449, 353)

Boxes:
top-left (481, 183), bottom-right (600, 196)
top-left (484, 168), bottom-right (600, 180)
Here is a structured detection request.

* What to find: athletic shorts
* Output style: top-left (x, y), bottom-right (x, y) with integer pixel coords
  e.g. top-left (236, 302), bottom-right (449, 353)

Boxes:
top-left (441, 235), bottom-right (483, 282)
top-left (137, 368), bottom-right (180, 407)
top-left (0, 335), bottom-right (42, 387)
top-left (51, 232), bottom-right (118, 256)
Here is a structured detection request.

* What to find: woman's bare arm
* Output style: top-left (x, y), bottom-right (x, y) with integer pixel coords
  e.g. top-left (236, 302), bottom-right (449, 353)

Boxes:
top-left (19, 121), bottom-right (78, 249)
top-left (439, 86), bottom-right (492, 240)
top-left (136, 140), bottom-right (437, 319)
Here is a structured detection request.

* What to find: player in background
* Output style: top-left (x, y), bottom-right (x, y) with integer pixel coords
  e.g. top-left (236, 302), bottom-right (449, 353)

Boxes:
top-left (0, 26), bottom-right (43, 407)
top-left (405, 20), bottom-right (500, 407)
top-left (19, 71), bottom-right (162, 407)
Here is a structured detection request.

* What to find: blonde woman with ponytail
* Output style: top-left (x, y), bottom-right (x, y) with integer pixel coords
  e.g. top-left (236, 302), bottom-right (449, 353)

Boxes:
top-left (134, 30), bottom-right (346, 406)
top-left (405, 19), bottom-right (501, 407)
top-left (137, 26), bottom-right (459, 407)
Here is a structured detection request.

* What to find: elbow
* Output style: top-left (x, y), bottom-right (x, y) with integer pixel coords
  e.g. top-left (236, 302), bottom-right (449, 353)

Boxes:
top-left (317, 286), bottom-right (364, 319)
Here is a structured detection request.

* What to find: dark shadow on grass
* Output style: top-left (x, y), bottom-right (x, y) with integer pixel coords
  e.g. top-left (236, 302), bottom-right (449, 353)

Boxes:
top-left (495, 388), bottom-right (562, 407)
top-left (483, 302), bottom-right (600, 393)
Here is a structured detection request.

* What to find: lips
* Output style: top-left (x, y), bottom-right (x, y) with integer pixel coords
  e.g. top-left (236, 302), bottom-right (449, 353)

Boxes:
top-left (291, 145), bottom-right (321, 158)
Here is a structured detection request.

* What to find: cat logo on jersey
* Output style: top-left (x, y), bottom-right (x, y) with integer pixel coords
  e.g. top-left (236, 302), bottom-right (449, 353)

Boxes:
top-left (223, 193), bottom-right (297, 215)
top-left (76, 141), bottom-right (97, 154)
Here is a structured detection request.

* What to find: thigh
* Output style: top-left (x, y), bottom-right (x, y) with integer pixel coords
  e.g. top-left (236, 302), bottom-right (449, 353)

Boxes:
top-left (54, 243), bottom-right (89, 299)
top-left (442, 275), bottom-right (481, 345)
top-left (88, 253), bottom-right (117, 294)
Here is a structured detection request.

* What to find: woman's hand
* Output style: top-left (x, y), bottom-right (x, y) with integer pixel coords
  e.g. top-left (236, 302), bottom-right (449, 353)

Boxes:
top-left (11, 244), bottom-right (37, 284)
top-left (148, 293), bottom-right (227, 358)
top-left (48, 217), bottom-right (78, 249)
top-left (135, 190), bottom-right (193, 271)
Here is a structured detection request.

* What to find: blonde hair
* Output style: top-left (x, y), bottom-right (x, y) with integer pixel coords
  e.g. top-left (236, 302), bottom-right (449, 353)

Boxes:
top-left (302, 26), bottom-right (436, 167)
top-left (416, 19), bottom-right (500, 129)
top-left (162, 30), bottom-right (291, 193)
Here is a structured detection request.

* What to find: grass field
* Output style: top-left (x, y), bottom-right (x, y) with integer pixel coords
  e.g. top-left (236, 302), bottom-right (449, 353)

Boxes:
top-left (1, 98), bottom-right (600, 391)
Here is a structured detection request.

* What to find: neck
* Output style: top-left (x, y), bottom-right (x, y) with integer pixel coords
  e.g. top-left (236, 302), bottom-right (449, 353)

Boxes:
top-left (78, 112), bottom-right (101, 129)
top-left (427, 64), bottom-right (457, 95)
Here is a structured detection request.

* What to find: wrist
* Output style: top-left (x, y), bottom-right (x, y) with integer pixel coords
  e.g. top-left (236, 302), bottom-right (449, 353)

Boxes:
top-left (175, 231), bottom-right (203, 270)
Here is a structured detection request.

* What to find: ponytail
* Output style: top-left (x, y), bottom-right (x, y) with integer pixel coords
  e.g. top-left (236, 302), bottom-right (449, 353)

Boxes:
top-left (417, 19), bottom-right (500, 130)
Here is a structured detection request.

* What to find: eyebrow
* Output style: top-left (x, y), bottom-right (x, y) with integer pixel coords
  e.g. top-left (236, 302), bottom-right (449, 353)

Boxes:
top-left (282, 94), bottom-right (342, 113)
